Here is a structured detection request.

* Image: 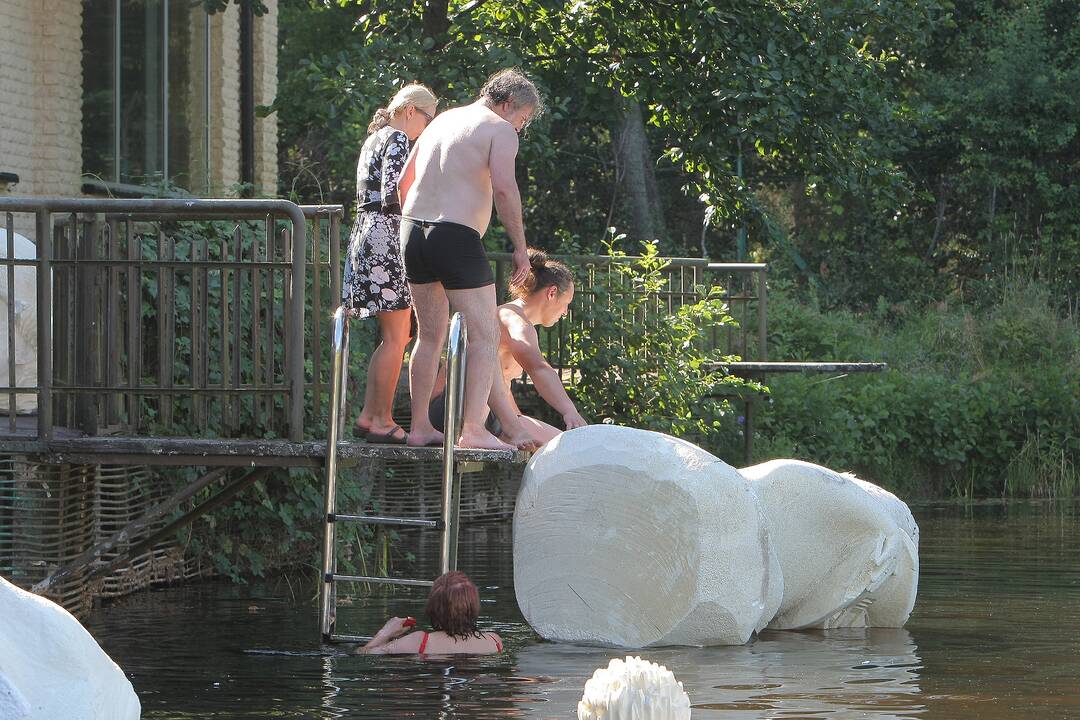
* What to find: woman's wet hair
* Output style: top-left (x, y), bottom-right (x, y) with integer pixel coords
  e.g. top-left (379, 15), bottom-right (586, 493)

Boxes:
top-left (368, 83), bottom-right (438, 133)
top-left (508, 248), bottom-right (574, 300)
top-left (480, 68), bottom-right (545, 120)
top-left (425, 571), bottom-right (483, 640)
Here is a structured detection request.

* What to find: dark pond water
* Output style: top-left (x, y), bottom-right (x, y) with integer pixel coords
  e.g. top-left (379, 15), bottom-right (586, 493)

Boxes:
top-left (84, 501), bottom-right (1080, 719)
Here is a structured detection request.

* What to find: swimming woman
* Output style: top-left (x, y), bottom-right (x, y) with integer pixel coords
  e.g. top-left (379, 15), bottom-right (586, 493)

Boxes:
top-left (357, 571), bottom-right (503, 655)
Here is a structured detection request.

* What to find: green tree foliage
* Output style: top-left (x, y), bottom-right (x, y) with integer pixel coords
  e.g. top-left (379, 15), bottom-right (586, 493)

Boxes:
top-left (798, 0), bottom-right (1080, 308)
top-left (275, 0), bottom-right (936, 257)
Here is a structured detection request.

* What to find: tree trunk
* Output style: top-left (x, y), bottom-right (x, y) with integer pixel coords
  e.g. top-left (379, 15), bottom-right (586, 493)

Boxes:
top-left (422, 0), bottom-right (450, 48)
top-left (612, 98), bottom-right (666, 242)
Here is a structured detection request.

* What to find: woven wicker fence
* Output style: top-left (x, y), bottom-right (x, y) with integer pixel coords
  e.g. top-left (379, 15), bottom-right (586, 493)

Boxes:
top-left (0, 457), bottom-right (208, 617)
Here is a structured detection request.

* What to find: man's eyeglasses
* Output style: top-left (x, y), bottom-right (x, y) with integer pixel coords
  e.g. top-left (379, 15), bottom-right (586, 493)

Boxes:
top-left (417, 107), bottom-right (435, 124)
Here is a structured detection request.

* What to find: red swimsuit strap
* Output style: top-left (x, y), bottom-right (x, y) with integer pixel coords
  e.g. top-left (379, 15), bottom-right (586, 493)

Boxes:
top-left (489, 633), bottom-right (502, 652)
top-left (418, 631), bottom-right (429, 654)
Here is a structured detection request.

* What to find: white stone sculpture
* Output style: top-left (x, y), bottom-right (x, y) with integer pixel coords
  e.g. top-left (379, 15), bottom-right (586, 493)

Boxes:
top-left (0, 575), bottom-right (141, 720)
top-left (0, 229), bottom-right (38, 414)
top-left (739, 459), bottom-right (919, 630)
top-left (578, 656), bottom-right (691, 720)
top-left (514, 425), bottom-right (782, 648)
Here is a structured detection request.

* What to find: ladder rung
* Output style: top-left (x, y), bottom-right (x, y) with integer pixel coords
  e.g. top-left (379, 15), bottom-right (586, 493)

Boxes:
top-left (330, 573), bottom-right (434, 588)
top-left (329, 513), bottom-right (443, 529)
top-left (328, 633), bottom-right (373, 643)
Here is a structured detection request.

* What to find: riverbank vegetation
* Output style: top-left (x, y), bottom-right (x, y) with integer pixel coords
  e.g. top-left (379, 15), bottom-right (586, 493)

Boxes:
top-left (268, 0), bottom-right (1079, 508)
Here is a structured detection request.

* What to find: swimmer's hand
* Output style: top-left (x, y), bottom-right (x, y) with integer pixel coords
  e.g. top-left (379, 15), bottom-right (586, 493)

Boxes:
top-left (563, 410), bottom-right (588, 430)
top-left (374, 616), bottom-right (414, 641)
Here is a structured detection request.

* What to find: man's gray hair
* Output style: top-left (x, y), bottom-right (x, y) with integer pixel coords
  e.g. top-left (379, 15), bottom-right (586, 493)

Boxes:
top-left (480, 68), bottom-right (545, 118)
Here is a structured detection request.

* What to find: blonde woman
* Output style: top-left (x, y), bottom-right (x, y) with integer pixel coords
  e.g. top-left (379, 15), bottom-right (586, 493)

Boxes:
top-left (344, 83), bottom-right (438, 444)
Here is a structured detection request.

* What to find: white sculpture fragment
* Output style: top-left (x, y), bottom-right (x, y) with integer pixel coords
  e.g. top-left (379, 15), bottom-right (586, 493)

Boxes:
top-left (0, 230), bottom-right (38, 414)
top-left (578, 656), bottom-right (691, 720)
top-left (514, 425), bottom-right (782, 648)
top-left (0, 575), bottom-right (141, 720)
top-left (739, 459), bottom-right (919, 630)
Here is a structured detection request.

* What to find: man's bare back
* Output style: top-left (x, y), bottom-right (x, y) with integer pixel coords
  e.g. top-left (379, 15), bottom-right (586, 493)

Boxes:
top-left (401, 102), bottom-right (512, 236)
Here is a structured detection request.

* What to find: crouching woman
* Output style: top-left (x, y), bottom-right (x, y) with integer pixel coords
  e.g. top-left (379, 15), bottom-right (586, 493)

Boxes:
top-left (357, 571), bottom-right (503, 655)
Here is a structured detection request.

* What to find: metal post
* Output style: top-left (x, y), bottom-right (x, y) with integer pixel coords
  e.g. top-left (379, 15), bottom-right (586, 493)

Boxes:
top-left (320, 306), bottom-right (349, 640)
top-left (288, 220), bottom-right (306, 441)
top-left (36, 209), bottom-right (52, 440)
top-left (440, 312), bottom-right (467, 575)
top-left (745, 267), bottom-right (767, 464)
top-left (756, 267), bottom-right (767, 362)
top-left (5, 213), bottom-right (16, 431)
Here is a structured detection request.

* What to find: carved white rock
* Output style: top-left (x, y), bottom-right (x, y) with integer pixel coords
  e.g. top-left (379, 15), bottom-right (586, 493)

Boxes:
top-left (514, 425), bottom-right (782, 647)
top-left (578, 656), bottom-right (690, 720)
top-left (0, 230), bottom-right (38, 414)
top-left (0, 575), bottom-right (141, 720)
top-left (739, 459), bottom-right (919, 630)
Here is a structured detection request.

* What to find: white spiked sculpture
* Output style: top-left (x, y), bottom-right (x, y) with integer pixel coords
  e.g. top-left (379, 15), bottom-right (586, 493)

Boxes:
top-left (578, 656), bottom-right (691, 720)
top-left (514, 425), bottom-right (783, 647)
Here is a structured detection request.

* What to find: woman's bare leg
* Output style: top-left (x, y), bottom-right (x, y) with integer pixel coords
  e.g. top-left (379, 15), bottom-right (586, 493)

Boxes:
top-left (356, 309), bottom-right (412, 438)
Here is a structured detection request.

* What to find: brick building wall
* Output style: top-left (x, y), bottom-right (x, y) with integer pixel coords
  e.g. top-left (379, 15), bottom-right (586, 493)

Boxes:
top-left (0, 1), bottom-right (277, 200)
top-left (209, 4), bottom-right (242, 193)
top-left (0, 0), bottom-right (83, 198)
top-left (253, 0), bottom-right (279, 195)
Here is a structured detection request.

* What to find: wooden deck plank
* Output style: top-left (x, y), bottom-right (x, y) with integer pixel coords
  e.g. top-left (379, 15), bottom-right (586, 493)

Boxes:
top-left (24, 436), bottom-right (527, 467)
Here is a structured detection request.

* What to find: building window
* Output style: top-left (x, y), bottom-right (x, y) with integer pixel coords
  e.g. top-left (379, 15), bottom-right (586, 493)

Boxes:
top-left (82, 0), bottom-right (210, 194)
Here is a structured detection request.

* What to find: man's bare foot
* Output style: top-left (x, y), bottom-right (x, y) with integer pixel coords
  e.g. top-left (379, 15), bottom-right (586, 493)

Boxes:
top-left (407, 427), bottom-right (444, 447)
top-left (458, 427), bottom-right (515, 451)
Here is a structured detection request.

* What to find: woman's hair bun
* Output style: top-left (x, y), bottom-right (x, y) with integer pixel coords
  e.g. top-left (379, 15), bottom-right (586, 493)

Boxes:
top-left (509, 247), bottom-right (574, 300)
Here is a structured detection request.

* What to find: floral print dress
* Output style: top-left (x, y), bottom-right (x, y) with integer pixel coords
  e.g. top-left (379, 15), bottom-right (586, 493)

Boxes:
top-left (342, 126), bottom-right (411, 318)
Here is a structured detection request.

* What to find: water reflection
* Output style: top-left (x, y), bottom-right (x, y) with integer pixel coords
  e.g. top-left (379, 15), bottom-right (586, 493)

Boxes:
top-left (81, 501), bottom-right (1080, 719)
top-left (512, 629), bottom-right (922, 719)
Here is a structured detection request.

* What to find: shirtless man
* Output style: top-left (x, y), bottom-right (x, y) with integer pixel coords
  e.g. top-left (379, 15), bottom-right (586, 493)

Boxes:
top-left (397, 69), bottom-right (540, 450)
top-left (489, 249), bottom-right (588, 450)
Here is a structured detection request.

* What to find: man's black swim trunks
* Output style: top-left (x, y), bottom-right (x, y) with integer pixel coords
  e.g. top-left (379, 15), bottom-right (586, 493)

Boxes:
top-left (400, 217), bottom-right (495, 290)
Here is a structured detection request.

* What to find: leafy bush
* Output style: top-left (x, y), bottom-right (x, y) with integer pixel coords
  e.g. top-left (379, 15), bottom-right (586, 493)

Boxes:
top-left (755, 280), bottom-right (1080, 498)
top-left (567, 237), bottom-right (761, 449)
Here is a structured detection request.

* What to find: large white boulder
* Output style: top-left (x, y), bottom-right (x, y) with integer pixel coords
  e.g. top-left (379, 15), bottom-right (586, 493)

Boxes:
top-left (0, 230), bottom-right (38, 414)
top-left (0, 575), bottom-right (141, 720)
top-left (514, 425), bottom-right (782, 647)
top-left (738, 460), bottom-right (919, 630)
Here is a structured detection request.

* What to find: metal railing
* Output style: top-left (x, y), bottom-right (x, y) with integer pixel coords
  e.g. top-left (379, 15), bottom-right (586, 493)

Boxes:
top-left (0, 197), bottom-right (343, 442)
top-left (489, 253), bottom-right (768, 375)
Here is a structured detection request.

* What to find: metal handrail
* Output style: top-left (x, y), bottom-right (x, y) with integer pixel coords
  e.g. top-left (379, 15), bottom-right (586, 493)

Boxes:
top-left (318, 308), bottom-right (468, 640)
top-left (439, 311), bottom-right (467, 575)
top-left (320, 305), bottom-right (350, 639)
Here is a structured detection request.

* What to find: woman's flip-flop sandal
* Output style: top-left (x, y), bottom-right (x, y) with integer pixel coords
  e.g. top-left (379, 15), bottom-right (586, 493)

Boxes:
top-left (366, 425), bottom-right (408, 445)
